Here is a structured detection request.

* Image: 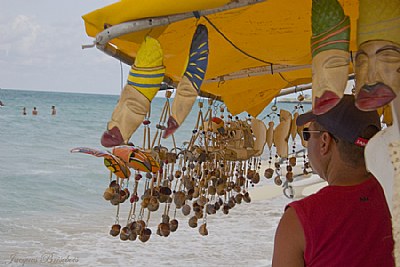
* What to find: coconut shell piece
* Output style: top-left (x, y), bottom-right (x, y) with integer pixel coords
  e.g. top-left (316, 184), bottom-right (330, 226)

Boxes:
top-left (243, 192), bottom-right (251, 203)
top-left (174, 170), bottom-right (182, 178)
top-left (235, 193), bottom-right (243, 204)
top-left (297, 123), bottom-right (308, 148)
top-left (251, 172), bottom-right (260, 184)
top-left (222, 204), bottom-right (230, 214)
top-left (199, 223), bottom-right (208, 236)
top-left (182, 204), bottom-right (191, 216)
top-left (207, 185), bottom-right (216, 195)
top-left (159, 194), bottom-right (170, 203)
top-left (120, 226), bottom-right (130, 241)
top-left (103, 187), bottom-right (115, 201)
top-left (251, 118), bottom-right (267, 157)
top-left (109, 180), bottom-right (120, 191)
top-left (266, 121), bottom-right (274, 150)
top-left (109, 224), bottom-right (121, 237)
top-left (193, 187), bottom-right (200, 198)
top-left (246, 170), bottom-right (254, 180)
top-left (158, 222), bottom-right (171, 237)
top-left (174, 191), bottom-right (186, 208)
top-left (110, 193), bottom-right (121, 206)
top-left (159, 186), bottom-right (172, 196)
top-left (216, 184), bottom-right (226, 196)
top-left (135, 220), bottom-right (146, 235)
top-left (290, 112), bottom-right (299, 140)
top-left (227, 198), bottom-right (236, 209)
top-left (195, 210), bottom-right (204, 219)
top-left (141, 196), bottom-right (150, 208)
top-left (289, 156), bottom-right (297, 167)
top-left (139, 228), bottom-right (152, 243)
top-left (205, 203), bottom-right (216, 215)
top-left (192, 202), bottom-right (202, 213)
top-left (233, 184), bottom-right (241, 193)
top-left (237, 175), bottom-right (246, 186)
top-left (264, 168), bottom-right (274, 179)
top-left (128, 230), bottom-right (137, 241)
top-left (286, 171), bottom-right (294, 183)
top-left (273, 109), bottom-right (292, 158)
top-left (127, 221), bottom-right (136, 231)
top-left (147, 196), bottom-right (160, 212)
top-left (188, 216), bottom-right (198, 228)
top-left (197, 196), bottom-right (208, 207)
top-left (169, 219), bottom-right (179, 232)
top-left (119, 189), bottom-right (129, 203)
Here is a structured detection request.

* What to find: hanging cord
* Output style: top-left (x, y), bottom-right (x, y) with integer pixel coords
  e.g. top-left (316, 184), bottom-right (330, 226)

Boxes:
top-left (203, 15), bottom-right (275, 72)
top-left (120, 60), bottom-right (124, 92)
top-left (203, 15), bottom-right (273, 66)
top-left (202, 16), bottom-right (302, 85)
top-left (278, 72), bottom-right (295, 87)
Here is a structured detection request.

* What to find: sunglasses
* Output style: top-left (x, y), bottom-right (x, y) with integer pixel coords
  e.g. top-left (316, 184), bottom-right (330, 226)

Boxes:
top-left (302, 127), bottom-right (338, 142)
top-left (302, 127), bottom-right (323, 141)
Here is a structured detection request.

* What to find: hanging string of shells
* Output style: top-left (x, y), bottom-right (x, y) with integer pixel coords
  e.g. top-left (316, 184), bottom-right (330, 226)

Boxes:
top-left (71, 91), bottom-right (313, 242)
top-left (262, 93), bottom-right (313, 195)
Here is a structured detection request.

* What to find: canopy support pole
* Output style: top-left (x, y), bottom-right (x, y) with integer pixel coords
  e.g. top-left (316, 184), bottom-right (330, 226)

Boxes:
top-left (277, 74), bottom-right (355, 97)
top-left (90, 0), bottom-right (265, 57)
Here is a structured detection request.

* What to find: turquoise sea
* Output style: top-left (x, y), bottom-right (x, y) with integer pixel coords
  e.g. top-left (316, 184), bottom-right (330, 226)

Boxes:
top-left (0, 89), bottom-right (310, 267)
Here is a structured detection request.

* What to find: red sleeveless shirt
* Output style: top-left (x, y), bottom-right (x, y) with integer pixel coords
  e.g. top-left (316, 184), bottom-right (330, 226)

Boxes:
top-left (288, 177), bottom-right (394, 266)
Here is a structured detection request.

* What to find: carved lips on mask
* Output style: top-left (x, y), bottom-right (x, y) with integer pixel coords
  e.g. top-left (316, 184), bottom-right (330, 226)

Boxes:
top-left (314, 90), bottom-right (341, 115)
top-left (356, 82), bottom-right (396, 111)
top-left (312, 50), bottom-right (350, 115)
top-left (355, 40), bottom-right (400, 111)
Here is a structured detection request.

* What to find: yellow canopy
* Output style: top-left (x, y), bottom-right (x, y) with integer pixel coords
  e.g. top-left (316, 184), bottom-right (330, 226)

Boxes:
top-left (82, 0), bottom-right (359, 116)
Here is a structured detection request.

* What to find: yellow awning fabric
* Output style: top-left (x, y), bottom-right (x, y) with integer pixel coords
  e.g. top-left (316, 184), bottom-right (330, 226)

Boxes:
top-left (82, 0), bottom-right (359, 116)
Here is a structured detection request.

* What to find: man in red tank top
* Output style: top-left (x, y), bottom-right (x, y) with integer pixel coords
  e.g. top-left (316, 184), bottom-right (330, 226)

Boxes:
top-left (272, 95), bottom-right (395, 266)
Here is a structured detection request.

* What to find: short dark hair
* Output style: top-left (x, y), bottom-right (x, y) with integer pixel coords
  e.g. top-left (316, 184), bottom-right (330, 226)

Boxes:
top-left (314, 122), bottom-right (379, 166)
top-left (336, 125), bottom-right (379, 166)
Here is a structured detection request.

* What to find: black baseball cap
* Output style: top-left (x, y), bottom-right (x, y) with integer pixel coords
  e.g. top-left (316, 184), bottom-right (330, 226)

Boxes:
top-left (296, 94), bottom-right (381, 147)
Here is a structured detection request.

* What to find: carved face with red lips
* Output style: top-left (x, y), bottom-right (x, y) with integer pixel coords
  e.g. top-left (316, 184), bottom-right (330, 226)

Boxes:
top-left (355, 40), bottom-right (400, 111)
top-left (312, 49), bottom-right (350, 115)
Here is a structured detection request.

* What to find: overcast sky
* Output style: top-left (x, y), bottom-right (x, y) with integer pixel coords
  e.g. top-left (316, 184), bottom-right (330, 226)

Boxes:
top-left (0, 0), bottom-right (131, 95)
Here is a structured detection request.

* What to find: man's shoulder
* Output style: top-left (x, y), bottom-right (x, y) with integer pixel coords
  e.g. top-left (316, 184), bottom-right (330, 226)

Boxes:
top-left (288, 189), bottom-right (329, 214)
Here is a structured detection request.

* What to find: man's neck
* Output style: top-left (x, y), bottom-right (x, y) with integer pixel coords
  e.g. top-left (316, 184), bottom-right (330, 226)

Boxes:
top-left (327, 164), bottom-right (372, 186)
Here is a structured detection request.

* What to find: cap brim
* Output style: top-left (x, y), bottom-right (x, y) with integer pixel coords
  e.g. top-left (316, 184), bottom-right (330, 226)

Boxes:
top-left (296, 111), bottom-right (316, 126)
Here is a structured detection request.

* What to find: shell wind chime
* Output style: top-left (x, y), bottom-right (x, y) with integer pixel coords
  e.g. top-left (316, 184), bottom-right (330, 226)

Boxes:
top-left (71, 95), bottom-right (267, 241)
top-left (262, 95), bottom-right (313, 195)
top-left (71, 23), bottom-right (271, 241)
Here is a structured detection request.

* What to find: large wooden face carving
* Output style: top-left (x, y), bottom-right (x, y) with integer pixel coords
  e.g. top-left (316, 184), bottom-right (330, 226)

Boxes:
top-left (312, 49), bottom-right (350, 115)
top-left (355, 40), bottom-right (400, 111)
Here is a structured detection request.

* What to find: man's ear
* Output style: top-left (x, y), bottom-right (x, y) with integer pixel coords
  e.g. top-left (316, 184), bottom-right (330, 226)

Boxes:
top-left (320, 132), bottom-right (333, 155)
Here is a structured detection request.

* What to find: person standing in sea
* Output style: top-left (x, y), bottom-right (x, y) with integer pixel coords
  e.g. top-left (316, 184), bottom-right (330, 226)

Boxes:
top-left (32, 107), bottom-right (38, 115)
top-left (51, 105), bottom-right (56, 115)
top-left (272, 95), bottom-right (394, 266)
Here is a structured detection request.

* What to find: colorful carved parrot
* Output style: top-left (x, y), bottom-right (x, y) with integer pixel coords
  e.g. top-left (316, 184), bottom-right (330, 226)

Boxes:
top-left (70, 145), bottom-right (160, 176)
top-left (70, 147), bottom-right (131, 179)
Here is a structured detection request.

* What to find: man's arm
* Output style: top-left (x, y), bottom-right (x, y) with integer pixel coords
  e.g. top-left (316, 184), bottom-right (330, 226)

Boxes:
top-left (272, 207), bottom-right (305, 267)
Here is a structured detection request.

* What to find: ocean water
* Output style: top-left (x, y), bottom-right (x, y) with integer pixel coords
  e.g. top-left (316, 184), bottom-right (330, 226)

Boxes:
top-left (0, 89), bottom-right (310, 267)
